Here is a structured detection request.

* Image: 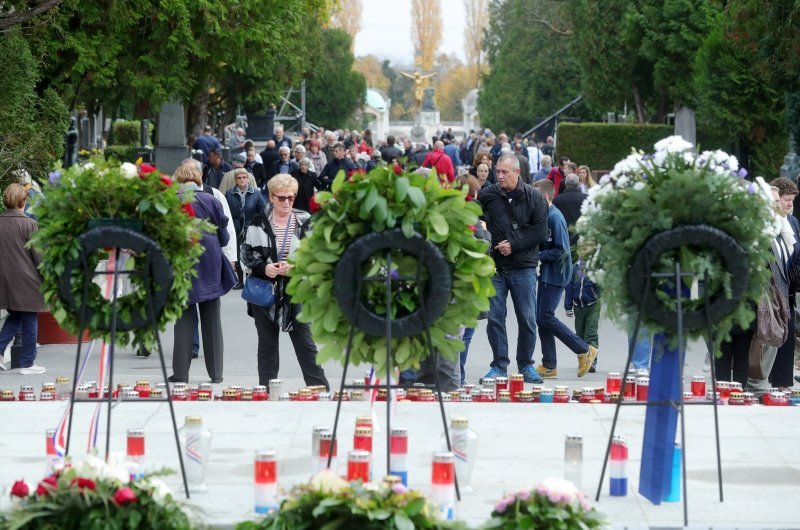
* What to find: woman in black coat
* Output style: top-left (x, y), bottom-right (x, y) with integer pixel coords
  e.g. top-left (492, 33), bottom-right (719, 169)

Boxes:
top-left (290, 158), bottom-right (319, 213)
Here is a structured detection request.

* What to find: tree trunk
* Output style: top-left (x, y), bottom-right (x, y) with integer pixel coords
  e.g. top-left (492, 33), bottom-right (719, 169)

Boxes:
top-left (632, 83), bottom-right (646, 124)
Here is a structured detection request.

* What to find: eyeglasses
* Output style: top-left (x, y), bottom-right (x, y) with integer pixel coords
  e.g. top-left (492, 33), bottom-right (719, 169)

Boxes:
top-left (274, 195), bottom-right (295, 202)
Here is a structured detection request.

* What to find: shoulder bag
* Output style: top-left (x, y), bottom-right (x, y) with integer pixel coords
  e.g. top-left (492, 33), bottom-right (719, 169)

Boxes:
top-left (241, 214), bottom-right (292, 307)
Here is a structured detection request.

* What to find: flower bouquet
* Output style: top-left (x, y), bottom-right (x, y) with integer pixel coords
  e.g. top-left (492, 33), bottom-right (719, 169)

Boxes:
top-left (236, 470), bottom-right (464, 530)
top-left (1, 456), bottom-right (194, 530)
top-left (481, 478), bottom-right (606, 530)
top-left (576, 136), bottom-right (776, 347)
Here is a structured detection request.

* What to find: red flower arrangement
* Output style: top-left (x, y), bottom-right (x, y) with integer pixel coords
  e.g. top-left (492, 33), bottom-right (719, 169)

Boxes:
top-left (10, 479), bottom-right (30, 498)
top-left (113, 486), bottom-right (138, 505)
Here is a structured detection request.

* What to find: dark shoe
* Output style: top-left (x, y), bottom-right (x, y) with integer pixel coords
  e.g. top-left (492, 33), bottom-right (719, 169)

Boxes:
top-left (232, 282), bottom-right (243, 290)
top-left (168, 375), bottom-right (186, 383)
top-left (795, 375), bottom-right (800, 384)
top-left (192, 350), bottom-right (199, 359)
top-left (211, 378), bottom-right (223, 384)
top-left (136, 347), bottom-right (151, 358)
top-left (589, 366), bottom-right (597, 373)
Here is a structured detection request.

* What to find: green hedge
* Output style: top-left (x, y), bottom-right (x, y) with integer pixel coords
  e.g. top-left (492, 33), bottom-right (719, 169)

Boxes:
top-left (556, 122), bottom-right (673, 170)
top-left (111, 120), bottom-right (154, 146)
top-left (103, 145), bottom-right (139, 162)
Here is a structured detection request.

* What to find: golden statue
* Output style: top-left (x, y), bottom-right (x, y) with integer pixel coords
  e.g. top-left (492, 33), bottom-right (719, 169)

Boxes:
top-left (400, 70), bottom-right (436, 113)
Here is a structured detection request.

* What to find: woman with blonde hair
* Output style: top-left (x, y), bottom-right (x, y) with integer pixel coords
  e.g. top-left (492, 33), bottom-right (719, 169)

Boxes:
top-left (169, 164), bottom-right (236, 383)
top-left (241, 174), bottom-right (329, 389)
top-left (577, 165), bottom-right (596, 192)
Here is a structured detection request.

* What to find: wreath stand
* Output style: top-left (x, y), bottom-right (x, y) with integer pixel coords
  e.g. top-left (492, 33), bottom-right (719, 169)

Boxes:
top-left (59, 225), bottom-right (190, 498)
top-left (326, 229), bottom-right (461, 500)
top-left (594, 225), bottom-right (749, 526)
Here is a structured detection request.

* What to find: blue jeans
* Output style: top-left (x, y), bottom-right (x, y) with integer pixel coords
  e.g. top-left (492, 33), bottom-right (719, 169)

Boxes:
top-left (0, 310), bottom-right (38, 368)
top-left (487, 268), bottom-right (538, 371)
top-left (459, 327), bottom-right (475, 385)
top-left (627, 317), bottom-right (651, 369)
top-left (538, 281), bottom-right (588, 369)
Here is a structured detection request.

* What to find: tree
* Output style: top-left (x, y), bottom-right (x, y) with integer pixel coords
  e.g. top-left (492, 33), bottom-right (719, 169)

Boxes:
top-left (304, 29), bottom-right (366, 128)
top-left (463, 0), bottom-right (489, 86)
top-left (354, 54), bottom-right (391, 93)
top-left (0, 30), bottom-right (68, 188)
top-left (411, 0), bottom-right (442, 70)
top-left (28, 0), bottom-right (330, 134)
top-left (479, 0), bottom-right (584, 133)
top-left (0, 0), bottom-right (60, 31)
top-left (329, 0), bottom-right (362, 51)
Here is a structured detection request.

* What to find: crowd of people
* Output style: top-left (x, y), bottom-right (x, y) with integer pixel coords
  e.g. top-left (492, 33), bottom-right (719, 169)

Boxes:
top-left (1, 123), bottom-right (797, 398)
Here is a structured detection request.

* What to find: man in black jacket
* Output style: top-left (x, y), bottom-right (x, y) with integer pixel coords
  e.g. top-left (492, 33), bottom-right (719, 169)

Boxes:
top-left (478, 153), bottom-right (549, 384)
top-left (552, 173), bottom-right (587, 247)
top-left (318, 143), bottom-right (355, 190)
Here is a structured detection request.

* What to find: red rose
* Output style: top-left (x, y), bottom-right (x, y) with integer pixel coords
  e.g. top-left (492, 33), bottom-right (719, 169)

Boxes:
top-left (465, 194), bottom-right (473, 201)
top-left (70, 477), bottom-right (97, 491)
top-left (309, 194), bottom-right (320, 214)
top-left (393, 164), bottom-right (402, 175)
top-left (36, 475), bottom-right (58, 496)
top-left (113, 487), bottom-right (138, 505)
top-left (467, 224), bottom-right (477, 233)
top-left (10, 480), bottom-right (30, 498)
top-left (138, 163), bottom-right (157, 178)
top-left (347, 169), bottom-right (366, 179)
top-left (159, 176), bottom-right (173, 187)
top-left (181, 203), bottom-right (196, 217)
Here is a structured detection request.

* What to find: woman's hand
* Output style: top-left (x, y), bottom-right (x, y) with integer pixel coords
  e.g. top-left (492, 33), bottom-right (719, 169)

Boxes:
top-left (276, 261), bottom-right (294, 276)
top-left (265, 262), bottom-right (281, 278)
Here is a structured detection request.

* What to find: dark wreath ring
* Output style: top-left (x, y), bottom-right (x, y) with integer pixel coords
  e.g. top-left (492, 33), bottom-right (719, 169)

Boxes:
top-left (57, 226), bottom-right (174, 332)
top-left (333, 229), bottom-right (452, 338)
top-left (627, 224), bottom-right (749, 331)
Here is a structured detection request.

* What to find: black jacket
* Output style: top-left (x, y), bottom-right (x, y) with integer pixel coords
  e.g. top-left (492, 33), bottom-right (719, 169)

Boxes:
top-left (477, 180), bottom-right (549, 270)
top-left (552, 187), bottom-right (588, 246)
top-left (380, 145), bottom-right (402, 164)
top-left (318, 157), bottom-right (355, 190)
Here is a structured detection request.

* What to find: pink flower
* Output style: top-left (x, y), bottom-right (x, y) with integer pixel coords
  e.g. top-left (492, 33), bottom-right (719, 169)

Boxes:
top-left (516, 489), bottom-right (530, 501)
top-left (391, 483), bottom-right (408, 495)
top-left (10, 480), bottom-right (30, 498)
top-left (113, 486), bottom-right (138, 505)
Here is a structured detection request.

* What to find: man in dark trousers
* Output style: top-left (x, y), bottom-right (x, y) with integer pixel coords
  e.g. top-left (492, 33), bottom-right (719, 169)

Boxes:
top-left (552, 174), bottom-right (588, 247)
top-left (478, 153), bottom-right (549, 384)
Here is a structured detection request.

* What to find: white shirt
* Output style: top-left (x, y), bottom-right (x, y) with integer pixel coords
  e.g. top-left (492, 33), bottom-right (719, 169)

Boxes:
top-left (211, 187), bottom-right (238, 262)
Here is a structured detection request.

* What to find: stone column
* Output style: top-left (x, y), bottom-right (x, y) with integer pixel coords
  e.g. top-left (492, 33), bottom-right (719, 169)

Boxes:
top-left (155, 102), bottom-right (189, 175)
top-left (674, 107), bottom-right (696, 148)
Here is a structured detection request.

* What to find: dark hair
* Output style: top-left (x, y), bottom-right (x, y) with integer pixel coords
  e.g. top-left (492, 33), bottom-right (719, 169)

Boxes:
top-left (333, 142), bottom-right (345, 151)
top-left (209, 147), bottom-right (222, 156)
top-left (387, 135), bottom-right (396, 146)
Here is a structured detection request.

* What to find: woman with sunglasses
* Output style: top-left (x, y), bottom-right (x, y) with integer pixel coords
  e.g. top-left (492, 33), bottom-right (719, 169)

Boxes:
top-left (241, 173), bottom-right (329, 389)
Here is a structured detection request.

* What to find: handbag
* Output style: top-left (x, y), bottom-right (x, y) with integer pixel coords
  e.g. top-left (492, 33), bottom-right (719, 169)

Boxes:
top-left (241, 213), bottom-right (292, 307)
top-left (242, 276), bottom-right (276, 306)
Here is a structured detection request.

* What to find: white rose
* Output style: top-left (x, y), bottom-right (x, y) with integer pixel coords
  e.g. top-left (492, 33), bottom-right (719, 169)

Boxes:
top-left (120, 162), bottom-right (138, 179)
top-left (144, 477), bottom-right (174, 502)
top-left (654, 135), bottom-right (693, 154)
top-left (309, 469), bottom-right (349, 493)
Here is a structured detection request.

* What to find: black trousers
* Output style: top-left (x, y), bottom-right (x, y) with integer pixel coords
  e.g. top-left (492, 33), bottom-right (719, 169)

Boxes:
top-left (715, 327), bottom-right (753, 389)
top-left (172, 299), bottom-right (223, 381)
top-left (253, 306), bottom-right (329, 389)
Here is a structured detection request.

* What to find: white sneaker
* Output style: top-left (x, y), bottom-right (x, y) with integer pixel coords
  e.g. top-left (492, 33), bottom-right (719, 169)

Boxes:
top-left (19, 364), bottom-right (46, 375)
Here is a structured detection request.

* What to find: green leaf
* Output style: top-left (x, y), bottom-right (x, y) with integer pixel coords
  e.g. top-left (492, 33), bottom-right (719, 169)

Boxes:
top-left (406, 186), bottom-right (426, 208)
top-left (401, 215), bottom-right (415, 238)
top-left (362, 185), bottom-right (379, 214)
top-left (395, 176), bottom-right (410, 202)
top-left (331, 171), bottom-right (346, 194)
top-left (154, 201), bottom-right (169, 215)
top-left (393, 512), bottom-right (414, 530)
top-left (137, 199), bottom-right (151, 213)
top-left (428, 211), bottom-right (449, 236)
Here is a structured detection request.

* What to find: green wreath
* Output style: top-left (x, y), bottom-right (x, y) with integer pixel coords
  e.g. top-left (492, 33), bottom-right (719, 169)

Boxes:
top-left (286, 167), bottom-right (496, 375)
top-left (576, 136), bottom-right (777, 351)
top-left (30, 157), bottom-right (208, 346)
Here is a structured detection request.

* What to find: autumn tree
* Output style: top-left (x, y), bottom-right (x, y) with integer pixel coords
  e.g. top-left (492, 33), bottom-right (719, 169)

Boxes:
top-left (411, 0), bottom-right (442, 71)
top-left (463, 0), bottom-right (489, 86)
top-left (330, 0), bottom-right (362, 52)
top-left (354, 55), bottom-right (391, 93)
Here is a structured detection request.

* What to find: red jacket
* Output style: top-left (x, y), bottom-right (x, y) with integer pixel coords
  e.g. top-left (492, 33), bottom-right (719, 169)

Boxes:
top-left (422, 149), bottom-right (455, 182)
top-left (547, 167), bottom-right (566, 197)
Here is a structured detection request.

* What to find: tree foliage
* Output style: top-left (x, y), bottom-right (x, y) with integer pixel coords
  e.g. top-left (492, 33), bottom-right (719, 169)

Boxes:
top-left (329, 0), bottom-right (362, 51)
top-left (478, 0), bottom-right (583, 133)
top-left (305, 29), bottom-right (366, 128)
top-left (411, 0), bottom-right (442, 71)
top-left (0, 30), bottom-right (68, 187)
top-left (463, 0), bottom-right (489, 86)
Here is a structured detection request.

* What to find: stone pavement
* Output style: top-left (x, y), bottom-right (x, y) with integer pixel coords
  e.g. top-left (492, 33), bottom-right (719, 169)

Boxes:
top-left (2, 293), bottom-right (799, 529)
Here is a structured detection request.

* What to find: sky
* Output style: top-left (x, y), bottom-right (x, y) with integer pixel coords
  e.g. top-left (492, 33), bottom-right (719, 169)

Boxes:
top-left (353, 0), bottom-right (467, 65)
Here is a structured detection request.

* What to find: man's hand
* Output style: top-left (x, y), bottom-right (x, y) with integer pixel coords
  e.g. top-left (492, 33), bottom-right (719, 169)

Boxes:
top-left (495, 240), bottom-right (512, 256)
